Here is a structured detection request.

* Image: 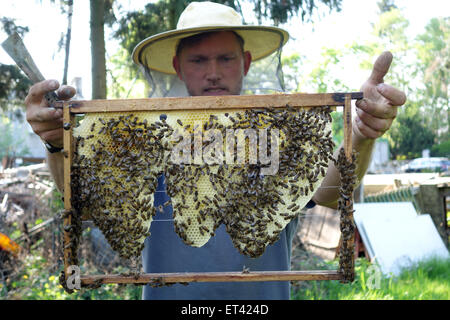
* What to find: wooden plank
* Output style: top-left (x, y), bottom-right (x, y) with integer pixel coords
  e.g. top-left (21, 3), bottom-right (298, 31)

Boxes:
top-left (62, 105), bottom-right (74, 281)
top-left (80, 270), bottom-right (342, 285)
top-left (343, 93), bottom-right (353, 160)
top-left (66, 92), bottom-right (362, 114)
top-left (416, 184), bottom-right (449, 246)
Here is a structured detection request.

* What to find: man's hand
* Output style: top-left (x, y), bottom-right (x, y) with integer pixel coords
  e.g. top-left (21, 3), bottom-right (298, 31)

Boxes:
top-left (354, 51), bottom-right (407, 140)
top-left (25, 80), bottom-right (76, 148)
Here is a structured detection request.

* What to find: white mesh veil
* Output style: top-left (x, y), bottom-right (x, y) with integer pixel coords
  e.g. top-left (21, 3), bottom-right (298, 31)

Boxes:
top-left (139, 40), bottom-right (286, 98)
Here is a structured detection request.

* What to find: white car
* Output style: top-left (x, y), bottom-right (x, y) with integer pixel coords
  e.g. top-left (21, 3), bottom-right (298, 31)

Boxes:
top-left (403, 157), bottom-right (450, 173)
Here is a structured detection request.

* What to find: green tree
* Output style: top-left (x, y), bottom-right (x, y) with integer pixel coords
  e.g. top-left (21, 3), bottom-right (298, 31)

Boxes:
top-left (110, 0), bottom-right (343, 97)
top-left (346, 3), bottom-right (445, 159)
top-left (294, 47), bottom-right (350, 146)
top-left (0, 17), bottom-right (29, 37)
top-left (377, 0), bottom-right (397, 14)
top-left (90, 0), bottom-right (113, 99)
top-left (114, 0), bottom-right (343, 56)
top-left (307, 48), bottom-right (350, 93)
top-left (62, 0), bottom-right (74, 85)
top-left (430, 140), bottom-right (450, 158)
top-left (246, 0), bottom-right (342, 25)
top-left (0, 18), bottom-right (32, 115)
top-left (287, 1), bottom-right (447, 159)
top-left (281, 52), bottom-right (305, 92)
top-left (387, 104), bottom-right (436, 159)
top-left (0, 64), bottom-right (32, 113)
top-left (415, 17), bottom-right (449, 144)
top-left (362, 7), bottom-right (412, 94)
top-left (0, 115), bottom-right (31, 160)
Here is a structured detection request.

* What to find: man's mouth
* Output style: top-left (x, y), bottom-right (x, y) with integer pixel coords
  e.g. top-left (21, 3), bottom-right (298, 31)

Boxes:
top-left (203, 87), bottom-right (228, 95)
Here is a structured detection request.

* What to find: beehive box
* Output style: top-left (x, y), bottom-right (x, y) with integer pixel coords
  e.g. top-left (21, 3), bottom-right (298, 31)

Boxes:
top-left (61, 92), bottom-right (360, 289)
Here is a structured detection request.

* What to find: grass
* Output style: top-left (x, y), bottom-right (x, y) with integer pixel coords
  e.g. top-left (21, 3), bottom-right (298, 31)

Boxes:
top-left (1, 249), bottom-right (142, 300)
top-left (291, 256), bottom-right (450, 300)
top-left (2, 249), bottom-right (448, 300)
top-left (2, 211), bottom-right (448, 301)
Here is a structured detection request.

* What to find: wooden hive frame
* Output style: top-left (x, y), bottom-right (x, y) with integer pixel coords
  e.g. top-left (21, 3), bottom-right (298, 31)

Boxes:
top-left (61, 92), bottom-right (361, 290)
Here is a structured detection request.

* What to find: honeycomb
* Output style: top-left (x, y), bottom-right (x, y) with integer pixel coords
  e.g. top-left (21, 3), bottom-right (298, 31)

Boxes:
top-left (71, 106), bottom-right (334, 260)
top-left (71, 112), bottom-right (168, 259)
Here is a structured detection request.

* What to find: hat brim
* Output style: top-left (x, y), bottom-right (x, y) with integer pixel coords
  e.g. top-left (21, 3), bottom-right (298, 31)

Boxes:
top-left (132, 26), bottom-right (289, 75)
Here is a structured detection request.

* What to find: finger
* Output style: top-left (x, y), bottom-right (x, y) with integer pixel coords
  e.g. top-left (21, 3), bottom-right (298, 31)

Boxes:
top-left (25, 79), bottom-right (60, 106)
top-left (27, 104), bottom-right (63, 123)
top-left (356, 107), bottom-right (394, 132)
top-left (368, 51), bottom-right (393, 85)
top-left (355, 98), bottom-right (398, 119)
top-left (31, 117), bottom-right (64, 135)
top-left (376, 83), bottom-right (407, 106)
top-left (57, 85), bottom-right (76, 101)
top-left (354, 115), bottom-right (384, 139)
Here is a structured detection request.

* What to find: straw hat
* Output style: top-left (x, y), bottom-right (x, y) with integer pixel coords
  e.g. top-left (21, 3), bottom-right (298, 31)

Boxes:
top-left (132, 1), bottom-right (290, 75)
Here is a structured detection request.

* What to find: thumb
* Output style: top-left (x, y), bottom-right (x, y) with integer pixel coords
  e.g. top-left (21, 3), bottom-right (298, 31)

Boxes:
top-left (368, 51), bottom-right (393, 85)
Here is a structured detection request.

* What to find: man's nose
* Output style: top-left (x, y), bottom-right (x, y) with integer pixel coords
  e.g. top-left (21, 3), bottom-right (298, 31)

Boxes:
top-left (205, 60), bottom-right (221, 81)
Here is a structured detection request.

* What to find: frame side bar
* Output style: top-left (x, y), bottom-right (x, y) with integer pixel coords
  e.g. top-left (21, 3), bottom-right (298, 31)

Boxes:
top-left (340, 93), bottom-right (356, 282)
top-left (62, 105), bottom-right (74, 281)
top-left (343, 93), bottom-right (353, 160)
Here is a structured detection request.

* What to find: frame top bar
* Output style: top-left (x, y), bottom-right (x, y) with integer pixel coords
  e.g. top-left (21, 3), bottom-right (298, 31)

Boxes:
top-left (65, 92), bottom-right (363, 114)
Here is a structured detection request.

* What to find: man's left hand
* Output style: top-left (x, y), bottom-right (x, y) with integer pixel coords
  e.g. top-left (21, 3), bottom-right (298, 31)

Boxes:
top-left (354, 51), bottom-right (407, 140)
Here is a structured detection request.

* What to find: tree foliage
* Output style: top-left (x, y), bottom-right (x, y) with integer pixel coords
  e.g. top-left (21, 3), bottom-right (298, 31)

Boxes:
top-left (347, 4), bottom-right (448, 159)
top-left (62, 0), bottom-right (73, 85)
top-left (90, 0), bottom-right (107, 99)
top-left (0, 64), bottom-right (32, 110)
top-left (0, 18), bottom-right (32, 114)
top-left (246, 0), bottom-right (341, 25)
top-left (280, 1), bottom-right (448, 159)
top-left (283, 47), bottom-right (349, 147)
top-left (0, 17), bottom-right (29, 37)
top-left (387, 104), bottom-right (436, 159)
top-left (376, 0), bottom-right (397, 14)
top-left (114, 0), bottom-right (342, 55)
top-left (0, 115), bottom-right (31, 159)
top-left (430, 140), bottom-right (450, 158)
top-left (110, 0), bottom-right (343, 96)
top-left (415, 17), bottom-right (449, 143)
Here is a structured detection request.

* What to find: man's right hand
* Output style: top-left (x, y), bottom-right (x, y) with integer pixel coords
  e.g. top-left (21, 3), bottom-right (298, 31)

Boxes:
top-left (25, 79), bottom-right (76, 148)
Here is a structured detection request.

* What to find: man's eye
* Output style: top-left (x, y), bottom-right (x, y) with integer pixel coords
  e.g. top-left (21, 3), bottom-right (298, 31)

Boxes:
top-left (189, 58), bottom-right (204, 63)
top-left (221, 56), bottom-right (234, 62)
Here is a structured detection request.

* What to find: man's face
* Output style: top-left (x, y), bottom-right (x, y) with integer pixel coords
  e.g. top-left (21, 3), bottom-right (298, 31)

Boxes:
top-left (173, 31), bottom-right (252, 96)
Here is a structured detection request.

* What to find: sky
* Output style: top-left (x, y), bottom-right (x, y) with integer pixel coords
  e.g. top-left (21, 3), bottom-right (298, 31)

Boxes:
top-left (0, 0), bottom-right (448, 99)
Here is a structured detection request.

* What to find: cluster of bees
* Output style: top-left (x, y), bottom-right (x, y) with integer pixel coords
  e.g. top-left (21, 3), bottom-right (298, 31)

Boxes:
top-left (70, 105), bottom-right (336, 260)
top-left (71, 112), bottom-right (168, 259)
top-left (336, 148), bottom-right (358, 282)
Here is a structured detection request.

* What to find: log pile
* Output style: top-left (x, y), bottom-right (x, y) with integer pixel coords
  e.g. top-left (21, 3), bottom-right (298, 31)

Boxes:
top-left (0, 163), bottom-right (61, 256)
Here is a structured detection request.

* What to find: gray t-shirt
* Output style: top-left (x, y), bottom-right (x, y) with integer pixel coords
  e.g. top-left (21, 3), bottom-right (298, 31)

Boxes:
top-left (142, 175), bottom-right (306, 300)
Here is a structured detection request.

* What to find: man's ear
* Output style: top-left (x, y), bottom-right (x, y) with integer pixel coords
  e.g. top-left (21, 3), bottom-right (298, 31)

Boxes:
top-left (172, 56), bottom-right (183, 80)
top-left (243, 51), bottom-right (252, 76)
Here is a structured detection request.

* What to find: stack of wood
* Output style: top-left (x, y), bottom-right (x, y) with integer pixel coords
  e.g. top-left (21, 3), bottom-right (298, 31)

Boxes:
top-left (0, 163), bottom-right (59, 251)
